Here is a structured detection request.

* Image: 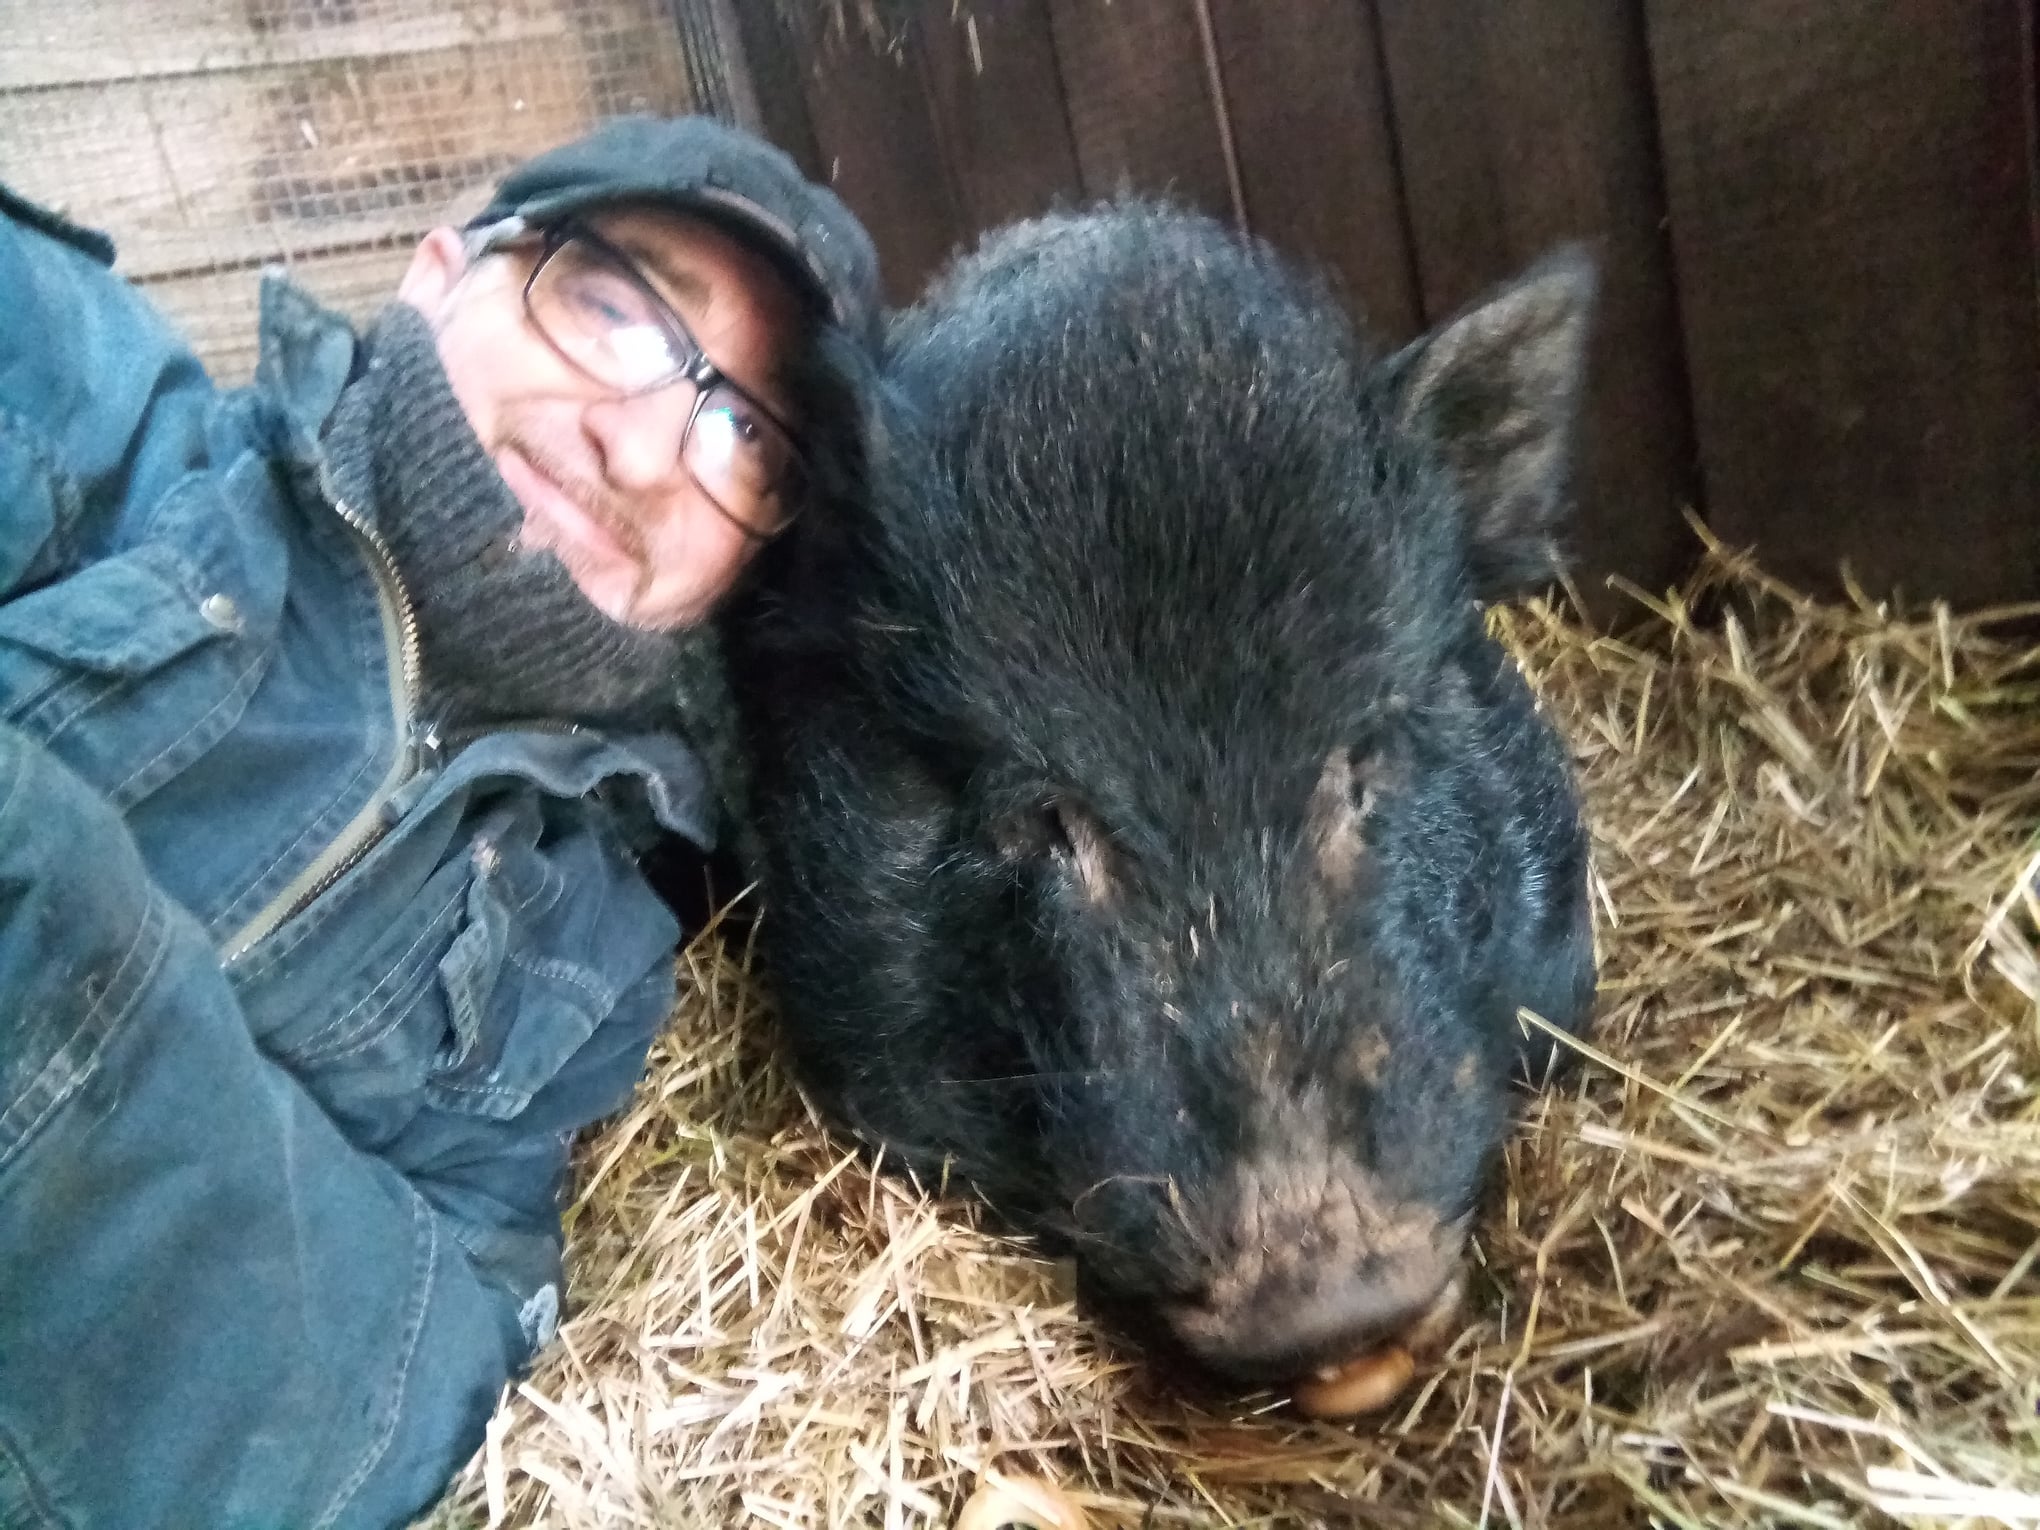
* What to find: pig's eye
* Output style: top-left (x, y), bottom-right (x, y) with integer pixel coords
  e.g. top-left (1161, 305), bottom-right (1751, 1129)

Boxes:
top-left (1049, 800), bottom-right (1120, 908)
top-left (1309, 748), bottom-right (1381, 893)
top-left (992, 799), bottom-right (1122, 907)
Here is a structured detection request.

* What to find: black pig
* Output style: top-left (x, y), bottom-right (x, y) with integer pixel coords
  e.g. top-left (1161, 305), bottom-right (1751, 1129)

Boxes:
top-left (729, 202), bottom-right (1597, 1390)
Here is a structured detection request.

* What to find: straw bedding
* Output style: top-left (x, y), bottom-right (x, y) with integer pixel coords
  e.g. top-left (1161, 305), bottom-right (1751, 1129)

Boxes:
top-left (427, 529), bottom-right (2040, 1528)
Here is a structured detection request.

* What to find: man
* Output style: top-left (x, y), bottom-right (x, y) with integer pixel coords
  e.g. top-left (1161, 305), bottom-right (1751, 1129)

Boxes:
top-left (0, 116), bottom-right (877, 1527)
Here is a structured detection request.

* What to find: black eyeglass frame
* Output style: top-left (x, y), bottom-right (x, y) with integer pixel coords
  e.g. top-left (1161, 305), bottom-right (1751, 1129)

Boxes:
top-left (477, 216), bottom-right (809, 542)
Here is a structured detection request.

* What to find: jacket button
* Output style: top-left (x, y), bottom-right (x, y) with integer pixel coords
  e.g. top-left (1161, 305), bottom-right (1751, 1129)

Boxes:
top-left (199, 593), bottom-right (242, 633)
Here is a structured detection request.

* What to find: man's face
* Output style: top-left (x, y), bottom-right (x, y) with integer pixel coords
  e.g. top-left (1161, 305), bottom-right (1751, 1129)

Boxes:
top-left (398, 203), bottom-right (809, 631)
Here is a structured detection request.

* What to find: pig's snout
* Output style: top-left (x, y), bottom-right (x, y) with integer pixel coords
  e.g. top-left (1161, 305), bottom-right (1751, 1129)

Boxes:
top-left (1163, 1246), bottom-right (1462, 1386)
top-left (1147, 1162), bottom-right (1467, 1397)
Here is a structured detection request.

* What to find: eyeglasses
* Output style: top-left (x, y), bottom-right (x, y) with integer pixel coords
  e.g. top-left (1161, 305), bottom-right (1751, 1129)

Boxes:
top-left (487, 219), bottom-right (807, 541)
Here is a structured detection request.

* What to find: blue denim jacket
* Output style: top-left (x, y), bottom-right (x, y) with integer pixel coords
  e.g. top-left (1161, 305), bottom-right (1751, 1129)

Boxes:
top-left (0, 187), bottom-right (713, 1525)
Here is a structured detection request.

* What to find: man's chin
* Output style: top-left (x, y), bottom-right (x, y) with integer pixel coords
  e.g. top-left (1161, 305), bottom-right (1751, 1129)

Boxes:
top-left (573, 570), bottom-right (699, 634)
top-left (513, 529), bottom-right (636, 624)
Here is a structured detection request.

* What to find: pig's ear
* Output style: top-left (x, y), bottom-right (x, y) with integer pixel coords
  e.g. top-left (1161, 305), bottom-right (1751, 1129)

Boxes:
top-left (1381, 249), bottom-right (1596, 601)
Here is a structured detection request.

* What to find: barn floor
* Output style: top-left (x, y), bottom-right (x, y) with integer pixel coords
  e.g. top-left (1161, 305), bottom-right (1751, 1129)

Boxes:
top-left (425, 530), bottom-right (2040, 1530)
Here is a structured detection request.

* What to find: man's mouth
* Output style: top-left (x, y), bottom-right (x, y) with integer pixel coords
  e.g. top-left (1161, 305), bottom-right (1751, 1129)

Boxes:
top-left (497, 444), bottom-right (638, 569)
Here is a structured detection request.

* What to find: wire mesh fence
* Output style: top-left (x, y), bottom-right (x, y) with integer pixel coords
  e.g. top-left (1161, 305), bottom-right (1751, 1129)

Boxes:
top-left (0, 0), bottom-right (731, 382)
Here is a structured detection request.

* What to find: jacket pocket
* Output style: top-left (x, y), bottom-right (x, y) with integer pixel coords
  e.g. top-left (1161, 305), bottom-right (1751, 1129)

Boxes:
top-left (240, 781), bottom-right (678, 1160)
top-left (248, 789), bottom-right (660, 1141)
top-left (0, 543), bottom-right (226, 677)
top-left (0, 530), bottom-right (250, 804)
top-left (426, 797), bottom-right (619, 1123)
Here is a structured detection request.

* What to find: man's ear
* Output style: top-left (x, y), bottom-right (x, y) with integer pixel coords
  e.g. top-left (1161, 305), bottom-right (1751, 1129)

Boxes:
top-left (1381, 249), bottom-right (1596, 602)
top-left (395, 227), bottom-right (471, 317)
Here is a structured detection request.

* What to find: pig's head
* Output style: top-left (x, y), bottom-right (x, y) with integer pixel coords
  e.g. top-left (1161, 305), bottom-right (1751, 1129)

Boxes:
top-left (754, 204), bottom-right (1597, 1391)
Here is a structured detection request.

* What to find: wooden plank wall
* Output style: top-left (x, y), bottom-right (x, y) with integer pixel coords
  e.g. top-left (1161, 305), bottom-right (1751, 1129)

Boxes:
top-left (1645, 0), bottom-right (2040, 606)
top-left (1375, 2), bottom-right (1696, 607)
top-left (735, 0), bottom-right (2040, 613)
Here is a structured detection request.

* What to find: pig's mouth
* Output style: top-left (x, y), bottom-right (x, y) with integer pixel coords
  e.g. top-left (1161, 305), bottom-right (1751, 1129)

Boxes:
top-left (1285, 1272), bottom-right (1465, 1418)
top-left (1073, 1249), bottom-right (1468, 1419)
top-left (1160, 1263), bottom-right (1467, 1415)
top-left (1054, 1137), bottom-right (1478, 1416)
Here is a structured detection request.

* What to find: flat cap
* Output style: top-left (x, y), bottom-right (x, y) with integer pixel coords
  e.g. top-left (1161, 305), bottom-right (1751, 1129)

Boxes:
top-left (468, 114), bottom-right (881, 345)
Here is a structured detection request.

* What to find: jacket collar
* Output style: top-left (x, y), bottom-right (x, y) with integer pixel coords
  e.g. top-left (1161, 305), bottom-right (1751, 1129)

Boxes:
top-left (252, 272), bottom-right (361, 462)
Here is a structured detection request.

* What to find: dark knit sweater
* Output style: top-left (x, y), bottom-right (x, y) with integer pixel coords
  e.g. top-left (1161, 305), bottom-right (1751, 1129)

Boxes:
top-left (320, 302), bottom-right (748, 833)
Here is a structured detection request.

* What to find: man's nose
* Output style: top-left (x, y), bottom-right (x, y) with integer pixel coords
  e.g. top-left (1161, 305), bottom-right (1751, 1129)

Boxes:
top-left (584, 384), bottom-right (697, 489)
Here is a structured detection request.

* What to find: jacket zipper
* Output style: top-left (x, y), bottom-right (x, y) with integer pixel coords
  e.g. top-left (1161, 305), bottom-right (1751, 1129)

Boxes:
top-left (219, 485), bottom-right (423, 967)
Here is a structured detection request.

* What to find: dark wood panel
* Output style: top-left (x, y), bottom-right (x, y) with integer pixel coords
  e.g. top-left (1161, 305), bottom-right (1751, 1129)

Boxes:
top-left (917, 0), bottom-right (1083, 237)
top-left (794, 22), bottom-right (966, 305)
top-left (1645, 0), bottom-right (2040, 606)
top-left (1377, 0), bottom-right (1698, 612)
top-left (1204, 0), bottom-right (1421, 344)
top-left (1044, 0), bottom-right (1237, 220)
top-left (722, 0), bottom-right (824, 179)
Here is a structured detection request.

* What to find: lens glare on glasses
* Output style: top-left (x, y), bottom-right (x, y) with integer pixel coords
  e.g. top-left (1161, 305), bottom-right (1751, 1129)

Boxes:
top-left (524, 229), bottom-right (808, 538)
top-left (687, 387), bottom-right (801, 534)
top-left (538, 246), bottom-right (680, 392)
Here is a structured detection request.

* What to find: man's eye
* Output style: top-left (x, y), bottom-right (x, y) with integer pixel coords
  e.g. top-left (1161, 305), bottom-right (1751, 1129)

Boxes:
top-left (701, 395), bottom-right (769, 448)
top-left (691, 392), bottom-right (794, 497)
top-left (721, 404), bottom-right (763, 445)
top-left (559, 268), bottom-right (652, 328)
top-left (699, 405), bottom-right (754, 457)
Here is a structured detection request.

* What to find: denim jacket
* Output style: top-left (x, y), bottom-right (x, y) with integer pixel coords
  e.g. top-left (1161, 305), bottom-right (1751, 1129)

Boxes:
top-left (0, 184), bottom-right (711, 1319)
